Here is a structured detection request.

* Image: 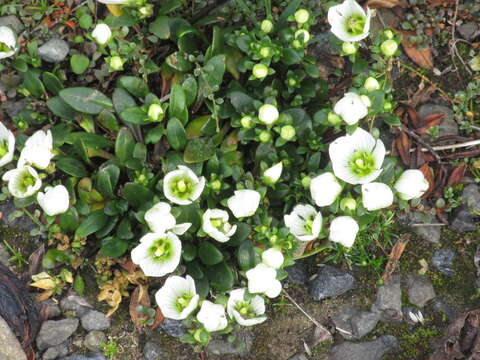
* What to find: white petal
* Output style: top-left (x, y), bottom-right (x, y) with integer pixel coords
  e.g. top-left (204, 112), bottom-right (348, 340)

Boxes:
top-left (329, 216), bottom-right (359, 248)
top-left (310, 172), bottom-right (343, 207)
top-left (361, 182), bottom-right (393, 211)
top-left (227, 190), bottom-right (261, 218)
top-left (261, 248), bottom-right (284, 269)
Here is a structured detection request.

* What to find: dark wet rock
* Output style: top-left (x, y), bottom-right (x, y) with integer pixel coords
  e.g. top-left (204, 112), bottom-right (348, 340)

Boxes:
top-left (432, 249), bottom-right (456, 276)
top-left (285, 261), bottom-right (309, 285)
top-left (0, 243), bottom-right (10, 267)
top-left (60, 353), bottom-right (107, 360)
top-left (417, 103), bottom-right (458, 137)
top-left (84, 331), bottom-right (106, 352)
top-left (42, 342), bottom-right (69, 360)
top-left (407, 273), bottom-right (436, 308)
top-left (2, 99), bottom-right (29, 119)
top-left (308, 265), bottom-right (356, 301)
top-left (398, 211), bottom-right (441, 243)
top-left (38, 39), bottom-right (70, 63)
top-left (310, 31), bottom-right (338, 55)
top-left (83, 42), bottom-right (98, 56)
top-left (332, 306), bottom-right (361, 339)
top-left (328, 335), bottom-right (398, 360)
top-left (458, 22), bottom-right (479, 40)
top-left (206, 329), bottom-right (253, 358)
top-left (432, 298), bottom-right (457, 321)
top-left (143, 341), bottom-right (168, 360)
top-left (160, 318), bottom-right (186, 338)
top-left (351, 311), bottom-right (381, 338)
top-left (0, 316), bottom-right (27, 360)
top-left (41, 299), bottom-right (62, 319)
top-left (371, 275), bottom-right (402, 322)
top-left (0, 15), bottom-right (22, 33)
top-left (80, 310), bottom-right (110, 331)
top-left (288, 353), bottom-right (309, 360)
top-left (36, 318), bottom-right (79, 350)
top-left (461, 184), bottom-right (480, 214)
top-left (450, 206), bottom-right (478, 233)
top-left (60, 292), bottom-right (93, 316)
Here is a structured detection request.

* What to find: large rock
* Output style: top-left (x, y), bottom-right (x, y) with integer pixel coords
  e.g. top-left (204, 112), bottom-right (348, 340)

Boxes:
top-left (328, 335), bottom-right (398, 360)
top-left (458, 22), bottom-right (479, 40)
top-left (38, 39), bottom-right (70, 63)
top-left (450, 206), bottom-right (477, 233)
top-left (80, 310), bottom-right (110, 331)
top-left (432, 249), bottom-right (456, 276)
top-left (285, 261), bottom-right (309, 285)
top-left (143, 341), bottom-right (168, 360)
top-left (160, 318), bottom-right (186, 338)
top-left (206, 329), bottom-right (253, 358)
top-left (398, 211), bottom-right (441, 243)
top-left (332, 306), bottom-right (380, 339)
top-left (0, 15), bottom-right (22, 33)
top-left (60, 354), bottom-right (107, 360)
top-left (0, 316), bottom-right (27, 360)
top-left (417, 103), bottom-right (458, 137)
top-left (371, 275), bottom-right (402, 322)
top-left (407, 274), bottom-right (436, 308)
top-left (36, 318), bottom-right (79, 350)
top-left (84, 331), bottom-right (106, 352)
top-left (42, 342), bottom-right (69, 360)
top-left (308, 265), bottom-right (356, 301)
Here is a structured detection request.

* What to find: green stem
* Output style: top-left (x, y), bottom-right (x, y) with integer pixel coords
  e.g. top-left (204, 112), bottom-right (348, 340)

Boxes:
top-left (293, 244), bottom-right (327, 260)
top-left (23, 208), bottom-right (44, 228)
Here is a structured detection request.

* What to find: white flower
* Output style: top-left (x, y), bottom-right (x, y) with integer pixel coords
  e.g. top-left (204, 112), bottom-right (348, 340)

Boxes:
top-left (333, 92), bottom-right (369, 125)
top-left (131, 232), bottom-right (182, 277)
top-left (327, 0), bottom-right (372, 42)
top-left (2, 166), bottom-right (42, 198)
top-left (18, 130), bottom-right (54, 170)
top-left (284, 204), bottom-right (322, 242)
top-left (263, 162), bottom-right (283, 185)
top-left (202, 209), bottom-right (237, 243)
top-left (394, 169), bottom-right (429, 200)
top-left (0, 26), bottom-right (17, 59)
top-left (227, 190), bottom-right (261, 218)
top-left (258, 104), bottom-right (279, 125)
top-left (0, 122), bottom-right (15, 167)
top-left (329, 216), bottom-right (359, 248)
top-left (261, 248), bottom-right (284, 269)
top-left (329, 128), bottom-right (385, 185)
top-left (148, 104), bottom-right (164, 122)
top-left (37, 185), bottom-right (69, 216)
top-left (310, 172), bottom-right (343, 207)
top-left (227, 288), bottom-right (267, 326)
top-left (155, 275), bottom-right (199, 320)
top-left (361, 182), bottom-right (393, 211)
top-left (144, 202), bottom-right (191, 235)
top-left (196, 301), bottom-right (228, 332)
top-left (91, 24), bottom-right (112, 45)
top-left (246, 263), bottom-right (282, 298)
top-left (408, 309), bottom-right (425, 324)
top-left (163, 165), bottom-right (206, 205)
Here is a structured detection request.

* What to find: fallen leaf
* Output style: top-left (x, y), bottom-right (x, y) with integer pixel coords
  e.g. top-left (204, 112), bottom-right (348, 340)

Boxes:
top-left (447, 165), bottom-right (467, 186)
top-left (367, 0), bottom-right (409, 8)
top-left (395, 131), bottom-right (411, 166)
top-left (408, 83), bottom-right (436, 108)
top-left (419, 163), bottom-right (434, 197)
top-left (400, 31), bottom-right (434, 69)
top-left (129, 285), bottom-right (151, 328)
top-left (382, 234), bottom-right (410, 281)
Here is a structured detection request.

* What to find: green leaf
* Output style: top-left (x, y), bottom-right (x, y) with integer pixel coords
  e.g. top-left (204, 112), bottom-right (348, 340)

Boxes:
top-left (95, 164), bottom-right (120, 198)
top-left (283, 48), bottom-right (302, 65)
top-left (73, 275), bottom-right (85, 295)
top-left (120, 107), bottom-right (149, 125)
top-left (118, 76), bottom-right (150, 98)
top-left (75, 210), bottom-right (110, 238)
top-left (186, 260), bottom-right (205, 279)
top-left (166, 117), bottom-right (187, 150)
top-left (184, 137), bottom-right (216, 163)
top-left (198, 241), bottom-right (224, 265)
top-left (278, 0), bottom-right (302, 28)
top-left (42, 249), bottom-right (70, 269)
top-left (228, 91), bottom-right (255, 113)
top-left (65, 132), bottom-right (113, 149)
top-left (226, 223), bottom-right (251, 246)
top-left (123, 182), bottom-right (153, 207)
top-left (149, 15), bottom-right (170, 39)
top-left (116, 218), bottom-right (134, 240)
top-left (47, 96), bottom-right (80, 119)
top-left (70, 55), bottom-right (90, 75)
top-left (58, 208), bottom-right (80, 232)
top-left (237, 240), bottom-right (257, 270)
top-left (370, 90), bottom-right (386, 112)
top-left (97, 110), bottom-right (120, 132)
top-left (169, 84), bottom-right (188, 125)
top-left (23, 70), bottom-right (45, 97)
top-left (42, 72), bottom-right (63, 95)
top-left (381, 113), bottom-right (402, 127)
top-left (206, 262), bottom-right (234, 291)
top-left (182, 243), bottom-right (197, 262)
top-left (60, 87), bottom-right (112, 114)
top-left (115, 127), bottom-right (136, 164)
top-left (202, 55), bottom-right (225, 88)
top-left (182, 76), bottom-right (197, 106)
top-left (166, 51), bottom-right (192, 72)
top-left (158, 0), bottom-right (183, 14)
top-left (112, 88), bottom-right (137, 114)
top-left (100, 236), bottom-right (129, 258)
top-left (56, 157), bottom-right (88, 177)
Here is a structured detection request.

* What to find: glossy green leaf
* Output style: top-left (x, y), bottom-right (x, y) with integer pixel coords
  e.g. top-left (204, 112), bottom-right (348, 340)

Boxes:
top-left (159, 0), bottom-right (183, 14)
top-left (73, 275), bottom-right (85, 295)
top-left (184, 137), bottom-right (216, 163)
top-left (166, 51), bottom-right (192, 72)
top-left (95, 164), bottom-right (120, 198)
top-left (198, 241), bottom-right (224, 265)
top-left (186, 260), bottom-right (205, 279)
top-left (120, 107), bottom-right (149, 125)
top-left (47, 96), bottom-right (79, 119)
top-left (42, 72), bottom-right (63, 95)
top-left (123, 182), bottom-right (153, 207)
top-left (118, 76), bottom-right (150, 98)
top-left (100, 236), bottom-right (129, 258)
top-left (166, 117), bottom-right (187, 150)
top-left (182, 243), bottom-right (197, 262)
top-left (169, 84), bottom-right (188, 125)
top-left (182, 76), bottom-right (197, 106)
top-left (226, 223), bottom-right (251, 246)
top-left (23, 70), bottom-right (45, 97)
top-left (75, 210), bottom-right (110, 238)
top-left (206, 262), bottom-right (234, 291)
top-left (70, 55), bottom-right (90, 75)
top-left (149, 15), bottom-right (170, 39)
top-left (58, 207), bottom-right (80, 232)
top-left (237, 240), bottom-right (257, 270)
top-left (56, 157), bottom-right (88, 177)
top-left (115, 127), bottom-right (136, 164)
top-left (116, 218), bottom-right (134, 240)
top-left (60, 87), bottom-right (112, 114)
top-left (112, 87), bottom-right (137, 114)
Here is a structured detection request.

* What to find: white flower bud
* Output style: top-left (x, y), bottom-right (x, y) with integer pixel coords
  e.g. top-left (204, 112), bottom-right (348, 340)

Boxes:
top-left (262, 248), bottom-right (284, 269)
top-left (329, 216), bottom-right (359, 248)
top-left (381, 39), bottom-right (398, 57)
top-left (148, 104), bottom-right (164, 122)
top-left (37, 185), bottom-right (70, 216)
top-left (394, 169), bottom-right (429, 200)
top-left (263, 162), bottom-right (283, 185)
top-left (364, 77), bottom-right (380, 91)
top-left (92, 24), bottom-right (112, 45)
top-left (252, 63), bottom-right (269, 79)
top-left (310, 172), bottom-right (342, 207)
top-left (261, 19), bottom-right (273, 33)
top-left (342, 41), bottom-right (357, 55)
top-left (294, 9), bottom-right (310, 24)
top-left (258, 104), bottom-right (279, 125)
top-left (361, 182), bottom-right (394, 211)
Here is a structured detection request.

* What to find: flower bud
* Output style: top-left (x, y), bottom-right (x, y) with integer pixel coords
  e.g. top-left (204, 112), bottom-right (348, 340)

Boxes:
top-left (360, 95), bottom-right (371, 107)
top-left (258, 104), bottom-right (279, 125)
top-left (263, 162), bottom-right (283, 185)
top-left (91, 24), bottom-right (112, 45)
top-left (109, 56), bottom-right (124, 71)
top-left (328, 112), bottom-right (342, 125)
top-left (301, 176), bottom-right (311, 188)
top-left (381, 39), bottom-right (398, 57)
top-left (383, 101), bottom-right (392, 111)
top-left (294, 9), bottom-right (310, 24)
top-left (260, 47), bottom-right (272, 58)
top-left (261, 19), bottom-right (274, 33)
top-left (280, 125), bottom-right (296, 140)
top-left (364, 77), bottom-right (380, 91)
top-left (139, 4), bottom-right (154, 18)
top-left (294, 29), bottom-right (310, 42)
top-left (259, 131), bottom-right (272, 143)
top-left (148, 104), bottom-right (164, 122)
top-left (210, 179), bottom-right (221, 191)
top-left (384, 29), bottom-right (394, 39)
top-left (240, 115), bottom-right (253, 129)
top-left (342, 42), bottom-right (357, 55)
top-left (252, 63), bottom-right (269, 79)
top-left (340, 198), bottom-right (357, 211)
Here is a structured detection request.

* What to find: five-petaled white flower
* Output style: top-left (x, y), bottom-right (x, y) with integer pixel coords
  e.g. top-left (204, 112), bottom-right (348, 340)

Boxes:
top-left (144, 202), bottom-right (191, 235)
top-left (37, 185), bottom-right (70, 216)
top-left (361, 182), bottom-right (394, 211)
top-left (131, 232), bottom-right (182, 277)
top-left (333, 92), bottom-right (369, 125)
top-left (329, 128), bottom-right (385, 185)
top-left (263, 162), bottom-right (283, 185)
top-left (202, 208), bottom-right (237, 243)
top-left (261, 248), bottom-right (284, 269)
top-left (284, 204), bottom-right (322, 242)
top-left (329, 216), bottom-right (359, 248)
top-left (246, 263), bottom-right (282, 298)
top-left (394, 169), bottom-right (429, 200)
top-left (163, 165), bottom-right (206, 205)
top-left (18, 130), bottom-right (54, 170)
top-left (155, 275), bottom-right (199, 320)
top-left (2, 166), bottom-right (42, 198)
top-left (227, 189), bottom-right (261, 219)
top-left (327, 0), bottom-right (372, 42)
top-left (310, 172), bottom-right (343, 207)
top-left (227, 288), bottom-right (267, 326)
top-left (196, 300), bottom-right (228, 332)
top-left (92, 24), bottom-right (112, 45)
top-left (0, 122), bottom-right (15, 167)
top-left (0, 26), bottom-right (17, 59)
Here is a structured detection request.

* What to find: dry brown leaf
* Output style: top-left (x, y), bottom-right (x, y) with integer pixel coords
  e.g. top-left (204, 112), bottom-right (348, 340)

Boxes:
top-left (129, 284), bottom-right (151, 328)
top-left (395, 131), bottom-right (411, 166)
top-left (419, 163), bottom-right (434, 198)
top-left (400, 31), bottom-right (434, 69)
top-left (408, 83), bottom-right (436, 108)
top-left (447, 164), bottom-right (467, 186)
top-left (382, 234), bottom-right (410, 282)
top-left (366, 0), bottom-right (409, 8)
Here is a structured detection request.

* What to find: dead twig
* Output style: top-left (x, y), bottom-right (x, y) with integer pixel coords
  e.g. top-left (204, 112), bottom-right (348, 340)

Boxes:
top-left (387, 138), bottom-right (480, 155)
top-left (400, 125), bottom-right (443, 163)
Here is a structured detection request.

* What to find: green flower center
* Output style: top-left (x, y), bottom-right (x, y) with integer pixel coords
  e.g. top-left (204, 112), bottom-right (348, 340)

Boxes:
top-left (18, 171), bottom-right (36, 193)
top-left (304, 216), bottom-right (315, 234)
top-left (210, 218), bottom-right (231, 233)
top-left (148, 237), bottom-right (172, 262)
top-left (235, 302), bottom-right (256, 319)
top-left (169, 175), bottom-right (194, 200)
top-left (175, 293), bottom-right (193, 312)
top-left (349, 150), bottom-right (376, 177)
top-left (0, 42), bottom-right (12, 53)
top-left (345, 14), bottom-right (366, 36)
top-left (0, 140), bottom-right (8, 158)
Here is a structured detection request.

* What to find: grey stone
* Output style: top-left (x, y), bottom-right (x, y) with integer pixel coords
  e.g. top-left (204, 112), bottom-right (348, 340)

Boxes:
top-left (458, 22), bottom-right (479, 40)
top-left (308, 265), bottom-right (356, 301)
top-left (371, 275), bottom-right (402, 322)
top-left (36, 318), bottom-right (79, 350)
top-left (206, 329), bottom-right (253, 358)
top-left (0, 15), bottom-right (22, 33)
top-left (417, 103), bottom-right (458, 137)
top-left (398, 211), bottom-right (441, 243)
top-left (328, 335), bottom-right (398, 360)
top-left (332, 306), bottom-right (361, 339)
top-left (432, 249), bottom-right (456, 276)
top-left (450, 206), bottom-right (477, 233)
top-left (41, 299), bottom-right (62, 319)
top-left (432, 298), bottom-right (457, 321)
top-left (60, 292), bottom-right (93, 316)
top-left (462, 184), bottom-right (480, 214)
top-left (80, 310), bottom-right (110, 331)
top-left (2, 99), bottom-right (29, 119)
top-left (285, 261), bottom-right (308, 285)
top-left (83, 42), bottom-right (97, 56)
top-left (38, 39), bottom-right (70, 63)
top-left (350, 311), bottom-right (381, 338)
top-left (143, 341), bottom-right (168, 360)
top-left (310, 31), bottom-right (338, 55)
top-left (160, 318), bottom-right (186, 338)
top-left (83, 331), bottom-right (106, 352)
top-left (0, 243), bottom-right (10, 267)
top-left (60, 354), bottom-right (107, 360)
top-left (288, 353), bottom-right (309, 360)
top-left (42, 342), bottom-right (69, 360)
top-left (407, 273), bottom-right (436, 308)
top-left (0, 316), bottom-right (27, 360)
